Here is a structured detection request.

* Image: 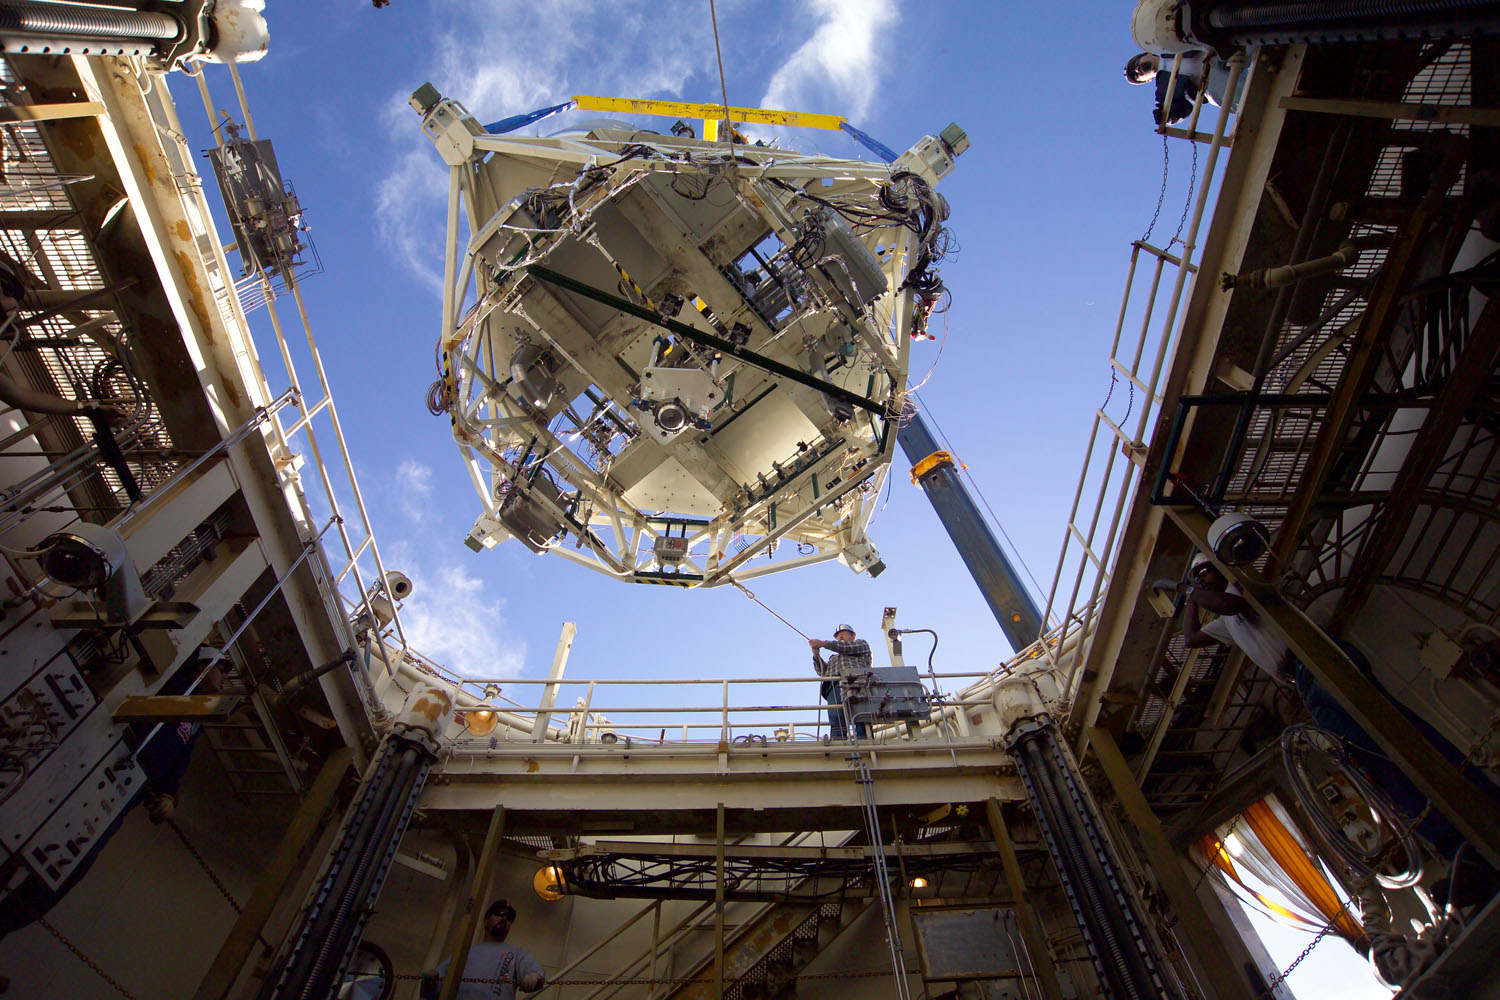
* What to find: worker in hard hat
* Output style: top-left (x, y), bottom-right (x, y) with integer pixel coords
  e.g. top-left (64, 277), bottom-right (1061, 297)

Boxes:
top-left (420, 899), bottom-right (546, 999)
top-left (1171, 553), bottom-right (1498, 874)
top-left (1124, 51), bottom-right (1243, 125)
top-left (811, 624), bottom-right (872, 741)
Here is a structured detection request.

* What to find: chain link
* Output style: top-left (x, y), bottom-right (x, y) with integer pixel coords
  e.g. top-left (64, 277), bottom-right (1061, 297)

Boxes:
top-left (166, 816), bottom-right (243, 913)
top-left (1142, 131), bottom-right (1170, 243)
top-left (1170, 136), bottom-right (1199, 248)
top-left (37, 916), bottom-right (140, 1000)
top-left (1257, 917), bottom-right (1337, 998)
top-left (389, 967), bottom-right (898, 987)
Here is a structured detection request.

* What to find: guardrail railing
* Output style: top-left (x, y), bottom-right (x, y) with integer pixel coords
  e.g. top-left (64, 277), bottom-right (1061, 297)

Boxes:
top-left (1039, 54), bottom-right (1251, 691)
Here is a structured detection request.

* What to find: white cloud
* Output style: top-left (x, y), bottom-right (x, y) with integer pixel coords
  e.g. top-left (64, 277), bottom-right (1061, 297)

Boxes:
top-left (373, 1), bottom-right (716, 289)
top-left (387, 543), bottom-right (527, 680)
top-left (760, 0), bottom-right (898, 120)
top-left (395, 458), bottom-right (433, 522)
top-left (373, 0), bottom-right (900, 285)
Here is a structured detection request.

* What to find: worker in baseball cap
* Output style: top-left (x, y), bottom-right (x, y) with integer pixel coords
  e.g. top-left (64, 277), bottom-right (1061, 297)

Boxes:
top-left (811, 624), bottom-right (872, 740)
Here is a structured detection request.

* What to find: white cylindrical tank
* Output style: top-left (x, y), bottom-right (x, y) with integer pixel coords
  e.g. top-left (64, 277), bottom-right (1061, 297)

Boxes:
top-left (1131, 0), bottom-right (1202, 54)
top-left (202, 0), bottom-right (268, 63)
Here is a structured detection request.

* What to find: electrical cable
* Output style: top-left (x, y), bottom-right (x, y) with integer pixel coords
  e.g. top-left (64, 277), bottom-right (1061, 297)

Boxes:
top-left (708, 0), bottom-right (732, 135)
top-left (1280, 723), bottom-right (1423, 888)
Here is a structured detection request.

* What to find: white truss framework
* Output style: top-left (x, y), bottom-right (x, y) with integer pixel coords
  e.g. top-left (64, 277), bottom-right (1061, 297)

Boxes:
top-left (420, 93), bottom-right (960, 587)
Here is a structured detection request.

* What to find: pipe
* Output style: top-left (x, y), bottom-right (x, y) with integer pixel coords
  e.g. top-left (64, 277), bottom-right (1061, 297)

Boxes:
top-left (1017, 737), bottom-right (1149, 999)
top-left (1221, 241), bottom-right (1362, 291)
top-left (297, 746), bottom-right (424, 1000)
top-left (1180, 0), bottom-right (1500, 49)
top-left (272, 650), bottom-right (357, 709)
top-left (0, 3), bottom-right (180, 41)
top-left (899, 411), bottom-right (1043, 652)
top-left (259, 738), bottom-right (429, 1000)
top-left (266, 745), bottom-right (406, 998)
top-left (998, 677), bottom-right (1179, 998)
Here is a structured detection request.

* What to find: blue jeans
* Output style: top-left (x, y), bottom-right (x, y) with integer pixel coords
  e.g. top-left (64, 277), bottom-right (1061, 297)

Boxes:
top-left (1293, 640), bottom-right (1492, 857)
top-left (821, 681), bottom-right (868, 741)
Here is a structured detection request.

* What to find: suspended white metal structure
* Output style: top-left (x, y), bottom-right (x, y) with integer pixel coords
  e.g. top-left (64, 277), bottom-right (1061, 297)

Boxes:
top-left (415, 86), bottom-right (967, 587)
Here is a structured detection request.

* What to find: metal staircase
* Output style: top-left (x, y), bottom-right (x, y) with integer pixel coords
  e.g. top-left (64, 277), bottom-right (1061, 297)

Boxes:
top-left (663, 748), bottom-right (905, 1000)
top-left (664, 896), bottom-right (864, 1000)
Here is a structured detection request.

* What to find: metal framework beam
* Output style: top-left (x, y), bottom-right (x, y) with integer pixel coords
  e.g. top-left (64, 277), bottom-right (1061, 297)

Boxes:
top-left (524, 265), bottom-right (886, 415)
top-left (438, 805), bottom-right (507, 1000)
top-left (0, 100), bottom-right (104, 123)
top-left (1330, 293), bottom-right (1500, 629)
top-left (1169, 747), bottom-right (1282, 847)
top-left (192, 748), bottom-right (354, 1000)
top-left (1268, 126), bottom-right (1464, 570)
top-left (571, 95), bottom-right (845, 132)
top-left (1277, 95), bottom-right (1500, 127)
top-left (1088, 728), bottom-right (1262, 1000)
top-left (985, 798), bottom-right (1065, 1000)
top-left (1167, 507), bottom-right (1500, 866)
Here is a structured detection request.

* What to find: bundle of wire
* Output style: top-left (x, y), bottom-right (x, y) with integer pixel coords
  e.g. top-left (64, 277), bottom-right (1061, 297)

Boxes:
top-left (1281, 723), bottom-right (1423, 888)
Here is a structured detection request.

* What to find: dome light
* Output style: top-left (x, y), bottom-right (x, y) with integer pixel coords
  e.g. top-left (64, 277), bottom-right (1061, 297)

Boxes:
top-left (534, 865), bottom-right (566, 901)
top-left (465, 709), bottom-right (498, 735)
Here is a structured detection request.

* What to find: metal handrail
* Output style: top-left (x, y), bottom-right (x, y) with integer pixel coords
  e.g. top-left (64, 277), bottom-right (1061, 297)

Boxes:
top-left (1039, 54), bottom-right (1251, 689)
top-left (117, 386), bottom-right (299, 525)
top-left (167, 67), bottom-right (411, 663)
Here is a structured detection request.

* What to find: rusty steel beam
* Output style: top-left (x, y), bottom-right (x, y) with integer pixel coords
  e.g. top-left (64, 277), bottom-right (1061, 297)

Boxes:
top-left (1169, 507), bottom-right (1500, 867)
top-left (1269, 138), bottom-right (1465, 568)
top-left (1330, 294), bottom-right (1500, 630)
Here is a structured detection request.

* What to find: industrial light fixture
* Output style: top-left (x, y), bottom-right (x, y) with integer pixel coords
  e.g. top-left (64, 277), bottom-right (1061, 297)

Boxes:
top-left (534, 865), bottom-right (566, 902)
top-left (40, 522), bottom-right (151, 624)
top-left (1223, 832), bottom-right (1246, 859)
top-left (909, 877), bottom-right (928, 889)
top-left (1207, 511), bottom-right (1270, 566)
top-left (464, 709), bottom-right (498, 736)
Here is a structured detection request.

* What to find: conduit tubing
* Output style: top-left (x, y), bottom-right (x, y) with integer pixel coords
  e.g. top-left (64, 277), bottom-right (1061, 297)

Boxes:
top-left (259, 736), bottom-right (433, 1000)
top-left (1004, 709), bottom-right (1180, 1000)
top-left (1191, 0), bottom-right (1500, 47)
top-left (0, 2), bottom-right (179, 40)
top-left (1222, 240), bottom-right (1362, 291)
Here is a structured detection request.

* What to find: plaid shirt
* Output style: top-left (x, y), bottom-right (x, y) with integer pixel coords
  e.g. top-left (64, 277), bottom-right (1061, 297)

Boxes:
top-left (813, 638), bottom-right (872, 680)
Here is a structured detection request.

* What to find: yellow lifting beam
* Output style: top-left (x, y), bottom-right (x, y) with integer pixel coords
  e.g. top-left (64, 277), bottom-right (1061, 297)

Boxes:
top-left (571, 94), bottom-right (845, 139)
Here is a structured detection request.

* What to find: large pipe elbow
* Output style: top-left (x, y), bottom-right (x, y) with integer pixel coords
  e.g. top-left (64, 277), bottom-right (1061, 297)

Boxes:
top-left (1222, 240), bottom-right (1361, 291)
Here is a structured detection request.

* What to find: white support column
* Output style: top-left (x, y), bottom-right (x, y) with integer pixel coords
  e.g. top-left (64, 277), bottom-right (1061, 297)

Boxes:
top-left (532, 622), bottom-right (576, 741)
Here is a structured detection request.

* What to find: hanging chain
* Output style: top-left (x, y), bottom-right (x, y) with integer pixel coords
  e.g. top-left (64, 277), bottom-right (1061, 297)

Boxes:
top-left (37, 916), bottom-right (140, 1000)
top-left (165, 815), bottom-right (274, 950)
top-left (1170, 136), bottom-right (1199, 248)
top-left (1257, 917), bottom-right (1338, 998)
top-left (1142, 130), bottom-right (1170, 243)
top-left (167, 817), bottom-right (243, 913)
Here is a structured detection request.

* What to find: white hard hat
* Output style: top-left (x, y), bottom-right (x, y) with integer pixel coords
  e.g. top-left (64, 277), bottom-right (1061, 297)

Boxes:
top-left (835, 623), bottom-right (855, 634)
top-left (1190, 552), bottom-right (1213, 574)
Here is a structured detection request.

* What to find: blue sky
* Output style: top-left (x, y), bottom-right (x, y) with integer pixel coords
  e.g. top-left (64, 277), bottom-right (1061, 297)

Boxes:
top-left (168, 3), bottom-right (1388, 995)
